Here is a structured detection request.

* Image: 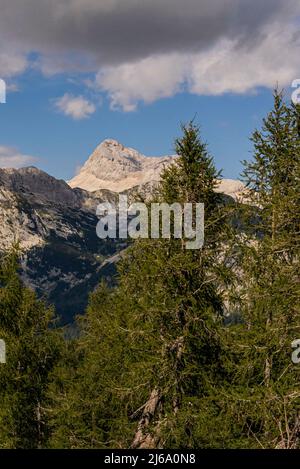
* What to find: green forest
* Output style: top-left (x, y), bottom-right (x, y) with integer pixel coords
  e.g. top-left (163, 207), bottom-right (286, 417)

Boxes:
top-left (0, 90), bottom-right (299, 449)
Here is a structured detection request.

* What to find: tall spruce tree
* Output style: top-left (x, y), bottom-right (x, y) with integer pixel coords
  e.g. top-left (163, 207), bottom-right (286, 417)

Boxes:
top-left (50, 123), bottom-right (234, 449)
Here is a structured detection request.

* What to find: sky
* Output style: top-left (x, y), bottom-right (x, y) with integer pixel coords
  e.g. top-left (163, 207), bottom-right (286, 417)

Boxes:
top-left (0, 0), bottom-right (299, 181)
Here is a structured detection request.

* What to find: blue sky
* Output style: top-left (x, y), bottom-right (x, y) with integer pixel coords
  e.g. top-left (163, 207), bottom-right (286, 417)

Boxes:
top-left (0, 1), bottom-right (299, 182)
top-left (0, 71), bottom-right (277, 181)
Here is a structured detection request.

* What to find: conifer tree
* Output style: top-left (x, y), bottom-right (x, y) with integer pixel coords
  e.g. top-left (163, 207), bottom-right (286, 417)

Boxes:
top-left (51, 123), bottom-right (234, 448)
top-left (48, 282), bottom-right (130, 448)
top-left (226, 90), bottom-right (300, 448)
top-left (0, 246), bottom-right (62, 448)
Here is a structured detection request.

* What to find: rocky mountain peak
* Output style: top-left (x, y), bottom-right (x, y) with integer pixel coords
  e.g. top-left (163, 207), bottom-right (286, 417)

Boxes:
top-left (68, 139), bottom-right (246, 200)
top-left (0, 166), bottom-right (79, 206)
top-left (68, 139), bottom-right (175, 192)
top-left (86, 138), bottom-right (144, 173)
top-left (99, 138), bottom-right (126, 150)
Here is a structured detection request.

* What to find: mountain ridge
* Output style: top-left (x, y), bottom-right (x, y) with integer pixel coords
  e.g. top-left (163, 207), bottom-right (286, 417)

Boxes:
top-left (0, 166), bottom-right (124, 322)
top-left (68, 139), bottom-right (246, 199)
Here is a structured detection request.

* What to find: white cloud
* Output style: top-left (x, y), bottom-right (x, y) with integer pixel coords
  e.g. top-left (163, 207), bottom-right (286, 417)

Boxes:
top-left (54, 93), bottom-right (96, 119)
top-left (94, 20), bottom-right (300, 111)
top-left (189, 22), bottom-right (300, 95)
top-left (0, 146), bottom-right (38, 168)
top-left (0, 52), bottom-right (28, 78)
top-left (96, 54), bottom-right (187, 111)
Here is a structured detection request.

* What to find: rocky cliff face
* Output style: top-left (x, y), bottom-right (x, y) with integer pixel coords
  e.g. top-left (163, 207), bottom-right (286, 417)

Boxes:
top-left (0, 166), bottom-right (124, 323)
top-left (0, 166), bottom-right (80, 207)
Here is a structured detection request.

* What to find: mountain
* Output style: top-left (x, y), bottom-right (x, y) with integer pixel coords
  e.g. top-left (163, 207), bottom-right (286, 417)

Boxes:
top-left (68, 139), bottom-right (176, 192)
top-left (0, 166), bottom-right (125, 323)
top-left (69, 139), bottom-right (246, 200)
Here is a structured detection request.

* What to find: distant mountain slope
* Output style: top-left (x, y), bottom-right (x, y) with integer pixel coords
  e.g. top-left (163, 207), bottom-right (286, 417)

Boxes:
top-left (0, 166), bottom-right (124, 323)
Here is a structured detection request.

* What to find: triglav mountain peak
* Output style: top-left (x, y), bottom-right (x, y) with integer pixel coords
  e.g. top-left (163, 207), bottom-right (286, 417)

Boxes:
top-left (68, 139), bottom-right (245, 198)
top-left (68, 139), bottom-right (175, 192)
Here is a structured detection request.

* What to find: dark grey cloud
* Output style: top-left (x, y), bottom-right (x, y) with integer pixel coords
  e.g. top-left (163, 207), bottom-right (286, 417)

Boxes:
top-left (0, 0), bottom-right (299, 110)
top-left (0, 0), bottom-right (297, 69)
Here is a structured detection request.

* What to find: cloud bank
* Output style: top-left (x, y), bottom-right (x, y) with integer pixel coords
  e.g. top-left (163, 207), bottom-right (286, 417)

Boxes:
top-left (0, 146), bottom-right (38, 169)
top-left (0, 0), bottom-right (299, 110)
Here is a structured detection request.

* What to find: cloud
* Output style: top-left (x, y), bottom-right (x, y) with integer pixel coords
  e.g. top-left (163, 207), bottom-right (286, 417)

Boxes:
top-left (6, 82), bottom-right (20, 93)
top-left (54, 93), bottom-right (96, 119)
top-left (0, 52), bottom-right (28, 78)
top-left (0, 0), bottom-right (299, 108)
top-left (188, 23), bottom-right (300, 95)
top-left (96, 21), bottom-right (300, 111)
top-left (96, 54), bottom-right (187, 111)
top-left (0, 146), bottom-right (38, 168)
top-left (0, 0), bottom-right (296, 68)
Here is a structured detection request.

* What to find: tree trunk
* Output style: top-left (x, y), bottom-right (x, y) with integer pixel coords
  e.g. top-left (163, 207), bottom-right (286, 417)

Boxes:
top-left (131, 388), bottom-right (161, 449)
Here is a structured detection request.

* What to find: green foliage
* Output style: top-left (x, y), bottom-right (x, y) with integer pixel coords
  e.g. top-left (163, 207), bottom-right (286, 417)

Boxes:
top-left (1, 94), bottom-right (299, 449)
top-left (0, 246), bottom-right (62, 448)
top-left (226, 90), bottom-right (300, 448)
top-left (49, 123), bottom-right (234, 448)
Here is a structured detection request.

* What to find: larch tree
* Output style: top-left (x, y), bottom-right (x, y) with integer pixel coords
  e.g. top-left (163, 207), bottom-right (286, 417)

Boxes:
top-left (0, 246), bottom-right (62, 448)
top-left (227, 90), bottom-right (300, 448)
top-left (51, 123), bottom-right (235, 449)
